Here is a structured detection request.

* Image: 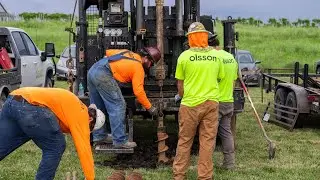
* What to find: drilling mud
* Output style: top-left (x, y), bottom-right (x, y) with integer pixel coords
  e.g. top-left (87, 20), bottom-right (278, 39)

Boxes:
top-left (98, 118), bottom-right (200, 169)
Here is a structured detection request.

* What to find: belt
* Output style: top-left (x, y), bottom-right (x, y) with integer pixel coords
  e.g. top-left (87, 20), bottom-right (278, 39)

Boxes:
top-left (13, 95), bottom-right (25, 102)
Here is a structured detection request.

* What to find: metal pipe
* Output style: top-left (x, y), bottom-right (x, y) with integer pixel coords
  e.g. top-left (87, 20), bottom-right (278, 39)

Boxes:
top-left (156, 0), bottom-right (164, 63)
top-left (195, 0), bottom-right (200, 21)
top-left (76, 0), bottom-right (88, 94)
top-left (222, 16), bottom-right (237, 57)
top-left (184, 0), bottom-right (190, 21)
top-left (303, 64), bottom-right (308, 88)
top-left (176, 0), bottom-right (183, 36)
top-left (155, 0), bottom-right (169, 163)
top-left (130, 0), bottom-right (135, 31)
top-left (136, 0), bottom-right (144, 32)
top-left (294, 62), bottom-right (299, 85)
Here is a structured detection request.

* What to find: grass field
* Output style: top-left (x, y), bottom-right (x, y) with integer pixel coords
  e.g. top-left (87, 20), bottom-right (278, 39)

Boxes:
top-left (0, 20), bottom-right (320, 179)
top-left (1, 20), bottom-right (320, 70)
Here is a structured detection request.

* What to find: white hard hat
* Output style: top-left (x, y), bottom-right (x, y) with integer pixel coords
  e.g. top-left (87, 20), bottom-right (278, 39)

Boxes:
top-left (94, 109), bottom-right (105, 130)
top-left (89, 104), bottom-right (106, 130)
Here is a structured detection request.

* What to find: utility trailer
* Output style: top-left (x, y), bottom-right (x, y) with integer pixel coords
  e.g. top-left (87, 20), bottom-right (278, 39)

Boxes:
top-left (262, 62), bottom-right (320, 130)
top-left (71, 0), bottom-right (245, 162)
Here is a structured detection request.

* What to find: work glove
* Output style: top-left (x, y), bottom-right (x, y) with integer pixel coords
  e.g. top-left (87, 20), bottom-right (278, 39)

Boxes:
top-left (175, 94), bottom-right (182, 104)
top-left (148, 106), bottom-right (158, 116)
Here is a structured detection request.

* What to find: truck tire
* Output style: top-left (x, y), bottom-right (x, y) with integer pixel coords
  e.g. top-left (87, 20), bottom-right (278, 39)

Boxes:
top-left (0, 92), bottom-right (7, 111)
top-left (45, 75), bottom-right (53, 87)
top-left (274, 88), bottom-right (287, 121)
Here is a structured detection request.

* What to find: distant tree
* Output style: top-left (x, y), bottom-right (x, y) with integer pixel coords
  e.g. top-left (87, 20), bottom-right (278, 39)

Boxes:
top-left (312, 18), bottom-right (320, 27)
top-left (297, 18), bottom-right (303, 26)
top-left (248, 17), bottom-right (255, 25)
top-left (312, 22), bottom-right (316, 27)
top-left (268, 18), bottom-right (277, 26)
top-left (303, 19), bottom-right (310, 27)
top-left (256, 19), bottom-right (263, 26)
top-left (279, 18), bottom-right (290, 26)
top-left (241, 18), bottom-right (248, 24)
top-left (292, 21), bottom-right (299, 27)
top-left (236, 17), bottom-right (243, 24)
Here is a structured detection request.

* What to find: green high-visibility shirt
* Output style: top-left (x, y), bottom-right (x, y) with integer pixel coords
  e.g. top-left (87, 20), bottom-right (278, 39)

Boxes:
top-left (175, 49), bottom-right (225, 107)
top-left (218, 50), bottom-right (238, 102)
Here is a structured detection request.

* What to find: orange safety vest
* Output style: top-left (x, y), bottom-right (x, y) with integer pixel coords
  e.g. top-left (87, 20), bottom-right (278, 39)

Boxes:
top-left (107, 49), bottom-right (152, 109)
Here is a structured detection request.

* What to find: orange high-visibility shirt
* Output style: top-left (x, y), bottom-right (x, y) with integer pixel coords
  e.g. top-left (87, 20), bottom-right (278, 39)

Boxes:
top-left (106, 49), bottom-right (152, 109)
top-left (10, 87), bottom-right (94, 180)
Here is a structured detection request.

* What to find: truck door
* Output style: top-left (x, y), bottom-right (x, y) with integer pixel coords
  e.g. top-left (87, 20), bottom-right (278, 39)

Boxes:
top-left (12, 32), bottom-right (39, 87)
top-left (20, 32), bottom-right (44, 86)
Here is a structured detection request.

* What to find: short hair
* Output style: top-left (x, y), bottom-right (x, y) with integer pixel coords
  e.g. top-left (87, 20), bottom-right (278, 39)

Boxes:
top-left (88, 107), bottom-right (97, 126)
top-left (209, 38), bottom-right (220, 47)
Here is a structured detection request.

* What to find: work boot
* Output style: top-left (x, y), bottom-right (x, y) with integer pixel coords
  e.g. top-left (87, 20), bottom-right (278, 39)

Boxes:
top-left (221, 153), bottom-right (235, 170)
top-left (93, 134), bottom-right (113, 145)
top-left (114, 141), bottom-right (137, 149)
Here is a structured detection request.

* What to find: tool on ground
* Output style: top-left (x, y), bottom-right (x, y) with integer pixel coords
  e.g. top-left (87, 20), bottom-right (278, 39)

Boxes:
top-left (238, 69), bottom-right (276, 159)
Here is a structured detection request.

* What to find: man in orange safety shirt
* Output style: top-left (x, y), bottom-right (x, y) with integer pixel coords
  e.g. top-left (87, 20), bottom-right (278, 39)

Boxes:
top-left (87, 47), bottom-right (161, 148)
top-left (0, 87), bottom-right (106, 180)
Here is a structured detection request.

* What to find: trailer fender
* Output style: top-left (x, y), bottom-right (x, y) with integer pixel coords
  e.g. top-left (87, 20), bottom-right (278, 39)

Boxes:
top-left (276, 83), bottom-right (310, 113)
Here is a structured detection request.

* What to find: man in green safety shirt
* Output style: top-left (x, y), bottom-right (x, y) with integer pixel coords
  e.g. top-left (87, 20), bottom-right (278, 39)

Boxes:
top-left (173, 22), bottom-right (225, 180)
top-left (209, 32), bottom-right (238, 170)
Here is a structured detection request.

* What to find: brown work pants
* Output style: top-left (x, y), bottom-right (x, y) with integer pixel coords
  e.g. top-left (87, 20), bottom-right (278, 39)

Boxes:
top-left (173, 100), bottom-right (219, 180)
top-left (218, 102), bottom-right (235, 168)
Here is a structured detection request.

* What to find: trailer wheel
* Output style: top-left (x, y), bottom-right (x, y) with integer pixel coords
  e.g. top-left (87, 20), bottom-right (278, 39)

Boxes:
top-left (274, 88), bottom-right (288, 121)
top-left (285, 92), bottom-right (304, 128)
top-left (285, 92), bottom-right (297, 124)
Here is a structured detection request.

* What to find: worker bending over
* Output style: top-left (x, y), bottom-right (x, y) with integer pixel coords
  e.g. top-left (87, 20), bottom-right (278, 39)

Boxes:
top-left (173, 22), bottom-right (225, 180)
top-left (0, 87), bottom-right (105, 180)
top-left (87, 47), bottom-right (161, 149)
top-left (209, 32), bottom-right (238, 169)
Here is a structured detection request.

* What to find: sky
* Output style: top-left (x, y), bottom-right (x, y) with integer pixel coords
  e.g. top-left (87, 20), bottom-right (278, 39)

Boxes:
top-left (1, 0), bottom-right (319, 22)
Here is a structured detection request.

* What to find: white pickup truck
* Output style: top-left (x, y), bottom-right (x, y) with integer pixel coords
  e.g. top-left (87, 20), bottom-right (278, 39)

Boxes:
top-left (0, 27), bottom-right (56, 108)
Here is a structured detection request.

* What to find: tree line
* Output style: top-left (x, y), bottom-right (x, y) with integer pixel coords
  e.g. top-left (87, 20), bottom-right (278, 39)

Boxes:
top-left (19, 12), bottom-right (320, 28)
top-left (234, 17), bottom-right (320, 27)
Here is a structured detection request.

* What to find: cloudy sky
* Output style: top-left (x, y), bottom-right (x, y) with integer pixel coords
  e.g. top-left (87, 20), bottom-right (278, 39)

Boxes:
top-left (1, 0), bottom-right (319, 21)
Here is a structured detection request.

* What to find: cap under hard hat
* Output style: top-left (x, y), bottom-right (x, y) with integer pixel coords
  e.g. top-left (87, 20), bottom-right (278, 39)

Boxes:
top-left (89, 104), bottom-right (106, 130)
top-left (186, 22), bottom-right (209, 36)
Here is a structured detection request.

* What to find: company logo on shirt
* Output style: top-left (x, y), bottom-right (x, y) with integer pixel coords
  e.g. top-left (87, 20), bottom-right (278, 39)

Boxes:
top-left (189, 54), bottom-right (217, 61)
top-left (223, 58), bottom-right (235, 64)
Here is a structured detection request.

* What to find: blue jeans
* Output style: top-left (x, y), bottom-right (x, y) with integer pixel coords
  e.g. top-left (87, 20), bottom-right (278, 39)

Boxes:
top-left (87, 59), bottom-right (127, 145)
top-left (0, 95), bottom-right (66, 180)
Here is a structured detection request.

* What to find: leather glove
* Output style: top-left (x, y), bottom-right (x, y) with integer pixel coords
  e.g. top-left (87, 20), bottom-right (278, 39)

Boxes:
top-left (147, 106), bottom-right (158, 116)
top-left (175, 94), bottom-right (182, 104)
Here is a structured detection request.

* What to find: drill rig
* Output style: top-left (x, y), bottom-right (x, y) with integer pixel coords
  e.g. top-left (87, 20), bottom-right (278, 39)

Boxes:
top-left (72, 0), bottom-right (244, 163)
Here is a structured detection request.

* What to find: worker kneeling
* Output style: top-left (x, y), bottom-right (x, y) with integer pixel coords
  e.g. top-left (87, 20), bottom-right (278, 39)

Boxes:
top-left (0, 87), bottom-right (105, 180)
top-left (87, 47), bottom-right (161, 149)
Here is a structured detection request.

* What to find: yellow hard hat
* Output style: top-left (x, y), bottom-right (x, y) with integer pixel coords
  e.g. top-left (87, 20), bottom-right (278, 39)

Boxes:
top-left (186, 22), bottom-right (209, 36)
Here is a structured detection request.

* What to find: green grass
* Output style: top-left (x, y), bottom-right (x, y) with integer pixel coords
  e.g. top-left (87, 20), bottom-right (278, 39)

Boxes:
top-left (1, 87), bottom-right (320, 179)
top-left (215, 23), bottom-right (320, 72)
top-left (0, 20), bottom-right (320, 179)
